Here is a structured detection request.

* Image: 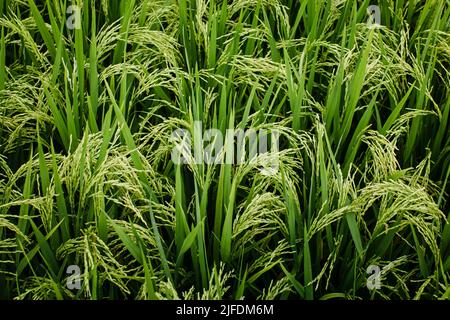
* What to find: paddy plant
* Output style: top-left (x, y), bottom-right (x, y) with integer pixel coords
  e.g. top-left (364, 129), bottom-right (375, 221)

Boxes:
top-left (0, 0), bottom-right (448, 300)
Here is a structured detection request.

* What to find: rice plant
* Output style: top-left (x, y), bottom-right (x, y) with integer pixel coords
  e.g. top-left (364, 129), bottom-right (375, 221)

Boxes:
top-left (0, 0), bottom-right (449, 300)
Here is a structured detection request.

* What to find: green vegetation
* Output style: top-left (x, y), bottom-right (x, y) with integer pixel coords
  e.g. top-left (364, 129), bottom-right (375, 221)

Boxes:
top-left (0, 0), bottom-right (449, 300)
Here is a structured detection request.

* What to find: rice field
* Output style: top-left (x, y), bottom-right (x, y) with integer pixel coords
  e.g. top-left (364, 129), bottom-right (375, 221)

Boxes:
top-left (0, 0), bottom-right (449, 300)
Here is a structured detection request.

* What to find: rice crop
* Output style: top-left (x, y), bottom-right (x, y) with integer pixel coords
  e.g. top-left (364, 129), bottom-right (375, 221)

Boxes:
top-left (0, 0), bottom-right (449, 300)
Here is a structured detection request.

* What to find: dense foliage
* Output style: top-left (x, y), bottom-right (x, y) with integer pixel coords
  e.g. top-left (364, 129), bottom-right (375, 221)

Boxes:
top-left (0, 0), bottom-right (449, 300)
